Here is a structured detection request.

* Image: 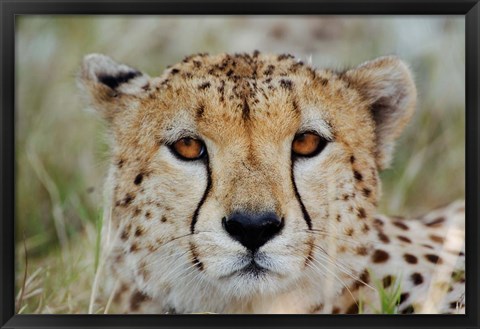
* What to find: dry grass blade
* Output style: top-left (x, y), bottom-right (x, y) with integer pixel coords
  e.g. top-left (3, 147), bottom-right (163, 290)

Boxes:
top-left (16, 231), bottom-right (29, 313)
top-left (25, 145), bottom-right (69, 255)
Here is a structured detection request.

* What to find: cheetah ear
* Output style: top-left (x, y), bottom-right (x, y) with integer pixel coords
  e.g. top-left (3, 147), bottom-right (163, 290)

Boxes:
top-left (77, 54), bottom-right (150, 122)
top-left (343, 56), bottom-right (417, 169)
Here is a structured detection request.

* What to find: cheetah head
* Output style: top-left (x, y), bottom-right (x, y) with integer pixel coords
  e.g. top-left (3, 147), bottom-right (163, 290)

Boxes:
top-left (79, 52), bottom-right (416, 312)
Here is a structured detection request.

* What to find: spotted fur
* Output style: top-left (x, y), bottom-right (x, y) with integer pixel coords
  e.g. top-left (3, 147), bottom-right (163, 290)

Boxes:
top-left (78, 52), bottom-right (465, 314)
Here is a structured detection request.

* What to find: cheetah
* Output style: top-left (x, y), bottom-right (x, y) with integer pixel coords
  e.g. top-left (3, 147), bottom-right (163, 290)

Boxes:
top-left (78, 52), bottom-right (465, 314)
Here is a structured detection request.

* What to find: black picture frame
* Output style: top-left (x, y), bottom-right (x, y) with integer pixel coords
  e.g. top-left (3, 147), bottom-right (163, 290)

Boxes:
top-left (1, 1), bottom-right (479, 328)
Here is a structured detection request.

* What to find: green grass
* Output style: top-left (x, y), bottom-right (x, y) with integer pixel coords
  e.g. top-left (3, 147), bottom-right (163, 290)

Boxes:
top-left (15, 16), bottom-right (465, 314)
top-left (357, 271), bottom-right (403, 315)
top-left (371, 271), bottom-right (403, 314)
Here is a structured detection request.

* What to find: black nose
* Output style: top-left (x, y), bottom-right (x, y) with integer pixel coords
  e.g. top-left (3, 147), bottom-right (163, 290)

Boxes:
top-left (222, 212), bottom-right (284, 252)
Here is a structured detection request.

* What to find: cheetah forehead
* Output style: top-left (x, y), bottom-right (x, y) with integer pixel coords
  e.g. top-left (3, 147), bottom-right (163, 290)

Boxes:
top-left (164, 52), bottom-right (318, 81)
top-left (79, 51), bottom-right (416, 168)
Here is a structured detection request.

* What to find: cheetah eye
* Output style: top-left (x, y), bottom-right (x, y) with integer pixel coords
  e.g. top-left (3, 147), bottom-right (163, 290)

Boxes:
top-left (170, 137), bottom-right (206, 161)
top-left (292, 132), bottom-right (328, 157)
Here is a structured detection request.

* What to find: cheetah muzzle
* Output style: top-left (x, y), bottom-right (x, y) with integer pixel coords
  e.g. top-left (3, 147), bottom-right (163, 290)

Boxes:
top-left (78, 51), bottom-right (465, 314)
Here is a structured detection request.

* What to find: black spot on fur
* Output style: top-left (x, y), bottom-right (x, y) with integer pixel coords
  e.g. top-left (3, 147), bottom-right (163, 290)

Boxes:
top-left (130, 243), bottom-right (139, 252)
top-left (378, 232), bottom-right (390, 243)
top-left (362, 188), bottom-right (371, 197)
top-left (134, 226), bottom-right (143, 237)
top-left (373, 218), bottom-right (384, 227)
top-left (133, 207), bottom-right (141, 216)
top-left (130, 291), bottom-right (149, 311)
top-left (359, 270), bottom-right (370, 285)
top-left (353, 170), bottom-right (363, 181)
top-left (393, 221), bottom-right (409, 230)
top-left (399, 292), bottom-right (410, 304)
top-left (279, 79), bottom-right (293, 90)
top-left (120, 228), bottom-right (129, 241)
top-left (397, 235), bottom-right (412, 243)
top-left (310, 303), bottom-right (324, 313)
top-left (429, 234), bottom-right (444, 244)
top-left (362, 223), bottom-right (370, 233)
top-left (170, 68), bottom-right (180, 75)
top-left (345, 303), bottom-right (358, 314)
top-left (122, 193), bottom-right (134, 206)
top-left (382, 275), bottom-right (393, 288)
top-left (372, 249), bottom-right (389, 263)
top-left (196, 104), bottom-right (205, 118)
top-left (278, 53), bottom-right (294, 61)
top-left (411, 272), bottom-right (423, 285)
top-left (117, 159), bottom-right (125, 168)
top-left (134, 174), bottom-right (143, 185)
top-left (356, 245), bottom-right (368, 255)
top-left (242, 99), bottom-right (250, 120)
top-left (350, 155), bottom-right (355, 164)
top-left (357, 207), bottom-right (367, 219)
top-left (98, 70), bottom-right (141, 89)
top-left (198, 82), bottom-right (211, 90)
top-left (425, 254), bottom-right (442, 264)
top-left (404, 254), bottom-right (418, 264)
top-left (263, 65), bottom-right (275, 76)
top-left (401, 305), bottom-right (415, 314)
top-left (426, 217), bottom-right (446, 227)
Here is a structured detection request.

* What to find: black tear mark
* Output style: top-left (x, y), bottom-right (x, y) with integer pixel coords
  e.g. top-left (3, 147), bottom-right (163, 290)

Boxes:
top-left (290, 157), bottom-right (313, 230)
top-left (190, 157), bottom-right (212, 234)
top-left (98, 70), bottom-right (141, 89)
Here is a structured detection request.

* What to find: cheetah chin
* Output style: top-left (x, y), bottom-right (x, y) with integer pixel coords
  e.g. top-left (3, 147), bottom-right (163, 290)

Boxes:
top-left (78, 51), bottom-right (465, 314)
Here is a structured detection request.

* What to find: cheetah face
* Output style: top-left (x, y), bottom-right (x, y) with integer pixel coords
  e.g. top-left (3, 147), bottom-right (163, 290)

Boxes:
top-left (79, 53), bottom-right (415, 306)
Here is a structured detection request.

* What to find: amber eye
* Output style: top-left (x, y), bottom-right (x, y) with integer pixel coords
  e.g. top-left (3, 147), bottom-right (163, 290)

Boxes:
top-left (171, 137), bottom-right (206, 160)
top-left (292, 132), bottom-right (328, 157)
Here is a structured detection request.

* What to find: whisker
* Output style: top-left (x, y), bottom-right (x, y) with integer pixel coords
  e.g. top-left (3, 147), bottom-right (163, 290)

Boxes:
top-left (310, 244), bottom-right (376, 292)
top-left (289, 245), bottom-right (358, 308)
top-left (296, 229), bottom-right (413, 250)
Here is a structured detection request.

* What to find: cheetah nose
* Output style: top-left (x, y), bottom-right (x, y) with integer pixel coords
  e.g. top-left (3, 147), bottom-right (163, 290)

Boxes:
top-left (222, 212), bottom-right (284, 252)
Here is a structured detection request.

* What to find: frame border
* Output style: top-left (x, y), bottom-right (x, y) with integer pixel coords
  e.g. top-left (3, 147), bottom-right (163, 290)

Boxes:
top-left (1, 1), bottom-right (479, 328)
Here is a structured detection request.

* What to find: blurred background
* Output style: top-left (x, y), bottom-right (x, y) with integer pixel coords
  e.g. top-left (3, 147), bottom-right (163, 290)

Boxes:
top-left (15, 16), bottom-right (465, 313)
